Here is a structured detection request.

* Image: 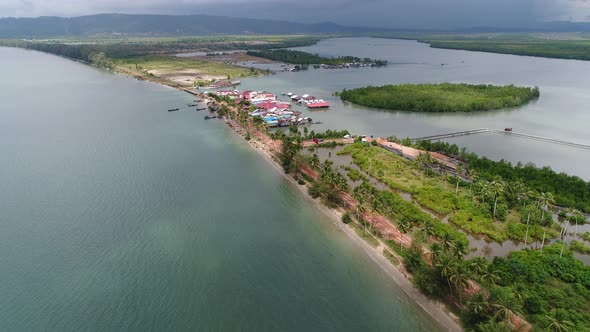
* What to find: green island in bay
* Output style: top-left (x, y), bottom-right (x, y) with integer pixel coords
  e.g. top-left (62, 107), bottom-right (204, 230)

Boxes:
top-left (246, 49), bottom-right (388, 66)
top-left (338, 83), bottom-right (540, 112)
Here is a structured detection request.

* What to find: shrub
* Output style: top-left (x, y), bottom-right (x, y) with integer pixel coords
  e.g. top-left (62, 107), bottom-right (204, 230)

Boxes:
top-left (341, 212), bottom-right (352, 224)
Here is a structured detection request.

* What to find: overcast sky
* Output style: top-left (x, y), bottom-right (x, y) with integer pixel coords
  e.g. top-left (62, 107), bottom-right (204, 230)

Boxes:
top-left (1, 0), bottom-right (589, 28)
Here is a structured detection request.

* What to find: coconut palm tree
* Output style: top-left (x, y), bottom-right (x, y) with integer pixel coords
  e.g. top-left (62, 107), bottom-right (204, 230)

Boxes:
top-left (415, 152), bottom-right (433, 174)
top-left (353, 193), bottom-right (367, 221)
top-left (474, 181), bottom-right (490, 204)
top-left (506, 179), bottom-right (526, 203)
top-left (546, 309), bottom-right (574, 332)
top-left (321, 167), bottom-right (337, 188)
top-left (467, 168), bottom-right (479, 194)
top-left (468, 257), bottom-right (488, 278)
top-left (480, 267), bottom-right (501, 286)
top-left (453, 176), bottom-right (461, 196)
top-left (490, 289), bottom-right (522, 322)
top-left (421, 219), bottom-right (436, 242)
top-left (449, 263), bottom-right (470, 303)
top-left (489, 178), bottom-right (506, 220)
top-left (321, 159), bottom-right (334, 174)
top-left (367, 198), bottom-right (384, 232)
top-left (309, 153), bottom-right (320, 170)
top-left (541, 230), bottom-right (547, 251)
top-left (335, 173), bottom-right (349, 191)
top-left (511, 281), bottom-right (527, 304)
top-left (567, 208), bottom-right (584, 237)
top-left (560, 226), bottom-right (569, 258)
top-left (466, 292), bottom-right (490, 324)
top-left (456, 163), bottom-right (465, 176)
top-left (442, 172), bottom-right (451, 190)
top-left (538, 192), bottom-right (555, 224)
top-left (452, 241), bottom-right (469, 259)
top-left (429, 242), bottom-right (444, 265)
top-left (436, 255), bottom-right (456, 296)
top-left (440, 232), bottom-right (456, 253)
top-left (523, 204), bottom-right (532, 249)
top-left (397, 217), bottom-right (412, 234)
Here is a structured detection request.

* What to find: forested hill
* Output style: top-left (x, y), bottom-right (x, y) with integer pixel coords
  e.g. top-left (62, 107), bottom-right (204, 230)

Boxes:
top-left (0, 14), bottom-right (373, 38)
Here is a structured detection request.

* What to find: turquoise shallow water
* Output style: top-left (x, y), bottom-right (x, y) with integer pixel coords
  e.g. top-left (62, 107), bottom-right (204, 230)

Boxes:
top-left (0, 47), bottom-right (441, 331)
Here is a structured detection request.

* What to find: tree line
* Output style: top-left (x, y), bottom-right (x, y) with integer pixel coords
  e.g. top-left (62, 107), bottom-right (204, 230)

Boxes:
top-left (411, 139), bottom-right (590, 212)
top-left (246, 49), bottom-right (388, 66)
top-left (0, 36), bottom-right (322, 68)
top-left (338, 83), bottom-right (540, 112)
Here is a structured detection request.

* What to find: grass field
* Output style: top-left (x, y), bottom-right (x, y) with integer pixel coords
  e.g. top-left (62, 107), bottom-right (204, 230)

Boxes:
top-left (113, 55), bottom-right (263, 86)
top-left (338, 143), bottom-right (558, 243)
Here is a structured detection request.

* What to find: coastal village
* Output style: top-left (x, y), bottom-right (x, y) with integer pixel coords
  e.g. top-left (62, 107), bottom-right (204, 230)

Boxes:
top-left (212, 89), bottom-right (329, 127)
top-left (206, 88), bottom-right (458, 170)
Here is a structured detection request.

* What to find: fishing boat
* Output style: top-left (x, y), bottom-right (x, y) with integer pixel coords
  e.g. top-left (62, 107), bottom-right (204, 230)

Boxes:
top-left (167, 108), bottom-right (180, 112)
top-left (204, 115), bottom-right (217, 120)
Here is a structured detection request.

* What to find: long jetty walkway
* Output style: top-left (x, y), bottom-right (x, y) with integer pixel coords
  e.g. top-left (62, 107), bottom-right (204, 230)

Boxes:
top-left (411, 128), bottom-right (590, 150)
top-left (411, 128), bottom-right (489, 141)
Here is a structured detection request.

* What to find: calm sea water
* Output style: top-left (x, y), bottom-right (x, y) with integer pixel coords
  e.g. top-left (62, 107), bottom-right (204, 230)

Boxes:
top-left (0, 47), bottom-right (442, 331)
top-left (241, 37), bottom-right (590, 180)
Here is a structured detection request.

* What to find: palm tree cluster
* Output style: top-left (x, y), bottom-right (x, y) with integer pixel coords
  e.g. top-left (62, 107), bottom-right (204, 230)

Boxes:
top-left (415, 152), bottom-right (437, 175)
top-left (468, 169), bottom-right (568, 245)
top-left (278, 131), bottom-right (303, 174)
top-left (307, 160), bottom-right (348, 208)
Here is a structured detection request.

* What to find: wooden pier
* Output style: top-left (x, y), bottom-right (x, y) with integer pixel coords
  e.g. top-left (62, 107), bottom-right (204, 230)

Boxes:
top-left (411, 128), bottom-right (489, 141)
top-left (411, 128), bottom-right (590, 150)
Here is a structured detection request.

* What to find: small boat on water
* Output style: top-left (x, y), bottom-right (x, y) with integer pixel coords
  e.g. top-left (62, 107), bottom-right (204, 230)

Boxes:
top-left (204, 115), bottom-right (217, 120)
top-left (195, 107), bottom-right (206, 111)
top-left (168, 108), bottom-right (180, 112)
top-left (187, 104), bottom-right (199, 107)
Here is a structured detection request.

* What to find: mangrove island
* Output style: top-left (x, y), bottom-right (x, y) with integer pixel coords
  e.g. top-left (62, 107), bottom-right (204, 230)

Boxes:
top-left (338, 83), bottom-right (540, 112)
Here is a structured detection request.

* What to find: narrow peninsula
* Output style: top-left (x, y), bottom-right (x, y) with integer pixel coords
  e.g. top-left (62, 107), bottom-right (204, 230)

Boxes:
top-left (338, 83), bottom-right (540, 112)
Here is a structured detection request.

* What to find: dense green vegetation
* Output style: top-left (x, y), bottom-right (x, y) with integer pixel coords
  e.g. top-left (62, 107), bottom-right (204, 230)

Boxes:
top-left (0, 35), bottom-right (322, 67)
top-left (490, 245), bottom-right (590, 330)
top-left (412, 140), bottom-right (590, 212)
top-left (338, 83), bottom-right (539, 112)
top-left (246, 49), bottom-right (387, 66)
top-left (426, 38), bottom-right (590, 61)
top-left (376, 32), bottom-right (590, 62)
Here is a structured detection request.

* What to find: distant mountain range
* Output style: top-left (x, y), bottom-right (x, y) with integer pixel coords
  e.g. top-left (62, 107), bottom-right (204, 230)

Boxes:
top-left (0, 13), bottom-right (380, 38)
top-left (3, 14), bottom-right (590, 39)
